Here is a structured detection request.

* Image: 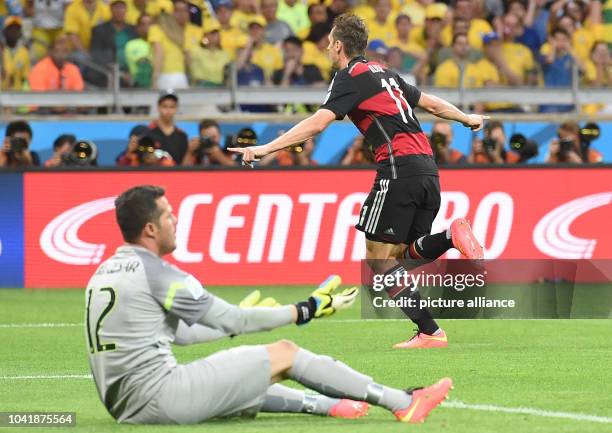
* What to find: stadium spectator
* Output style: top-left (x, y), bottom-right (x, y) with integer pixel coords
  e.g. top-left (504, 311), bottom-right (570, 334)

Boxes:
top-left (189, 20), bottom-right (230, 87)
top-left (506, 0), bottom-right (542, 55)
top-left (540, 27), bottom-right (584, 112)
top-left (149, 0), bottom-right (203, 89)
top-left (29, 34), bottom-right (85, 92)
top-left (230, 0), bottom-right (261, 32)
top-left (44, 133), bottom-right (77, 168)
top-left (236, 16), bottom-right (283, 82)
top-left (148, 91), bottom-right (190, 164)
top-left (341, 135), bottom-right (375, 165)
top-left (303, 22), bottom-right (332, 80)
top-left (87, 0), bottom-right (136, 88)
top-left (500, 13), bottom-right (537, 86)
top-left (582, 41), bottom-right (611, 113)
top-left (410, 4), bottom-right (446, 74)
top-left (125, 14), bottom-right (153, 88)
top-left (546, 121), bottom-right (602, 163)
top-left (125, 0), bottom-right (173, 25)
top-left (366, 39), bottom-right (389, 64)
top-left (216, 0), bottom-right (248, 58)
top-left (277, 0), bottom-right (310, 35)
top-left (399, 0), bottom-right (436, 27)
top-left (30, 0), bottom-right (66, 61)
top-left (549, 13), bottom-right (599, 63)
top-left (261, 0), bottom-right (293, 44)
top-left (190, 119), bottom-right (237, 166)
top-left (434, 33), bottom-right (481, 88)
top-left (441, 0), bottom-right (491, 50)
top-left (468, 120), bottom-right (519, 163)
top-left (260, 137), bottom-right (316, 166)
top-left (234, 47), bottom-right (275, 112)
top-left (1, 16), bottom-right (30, 91)
top-left (0, 120), bottom-right (40, 168)
top-left (326, 0), bottom-right (350, 26)
top-left (274, 36), bottom-right (323, 86)
top-left (307, 3), bottom-right (328, 27)
top-left (368, 0), bottom-right (396, 42)
top-left (388, 14), bottom-right (421, 57)
top-left (430, 121), bottom-right (466, 164)
top-left (63, 0), bottom-right (110, 55)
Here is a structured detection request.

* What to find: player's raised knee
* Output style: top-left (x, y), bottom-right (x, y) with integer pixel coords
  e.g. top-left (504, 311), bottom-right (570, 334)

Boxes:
top-left (274, 339), bottom-right (299, 354)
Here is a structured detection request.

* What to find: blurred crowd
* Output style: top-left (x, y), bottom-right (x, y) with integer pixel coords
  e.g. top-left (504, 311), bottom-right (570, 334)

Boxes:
top-left (0, 90), bottom-right (603, 168)
top-left (0, 0), bottom-right (610, 113)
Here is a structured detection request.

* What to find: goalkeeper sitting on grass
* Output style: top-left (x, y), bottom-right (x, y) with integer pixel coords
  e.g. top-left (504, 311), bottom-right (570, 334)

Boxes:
top-left (85, 185), bottom-right (452, 425)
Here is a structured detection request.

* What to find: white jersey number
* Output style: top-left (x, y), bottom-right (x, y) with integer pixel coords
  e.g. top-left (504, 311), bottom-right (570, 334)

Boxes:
top-left (381, 78), bottom-right (414, 123)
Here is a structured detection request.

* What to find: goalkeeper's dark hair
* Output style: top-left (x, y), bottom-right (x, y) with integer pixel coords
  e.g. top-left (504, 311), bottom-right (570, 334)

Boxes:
top-left (115, 185), bottom-right (166, 242)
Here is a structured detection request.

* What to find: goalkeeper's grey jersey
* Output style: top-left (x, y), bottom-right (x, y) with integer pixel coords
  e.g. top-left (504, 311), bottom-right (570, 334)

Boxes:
top-left (85, 245), bottom-right (292, 421)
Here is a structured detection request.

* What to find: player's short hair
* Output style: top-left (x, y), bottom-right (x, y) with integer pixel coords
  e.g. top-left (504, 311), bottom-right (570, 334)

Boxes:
top-left (115, 185), bottom-right (166, 242)
top-left (331, 14), bottom-right (368, 58)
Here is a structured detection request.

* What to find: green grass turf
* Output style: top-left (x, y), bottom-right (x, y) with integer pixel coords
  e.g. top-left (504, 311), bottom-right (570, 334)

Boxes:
top-left (1, 287), bottom-right (611, 433)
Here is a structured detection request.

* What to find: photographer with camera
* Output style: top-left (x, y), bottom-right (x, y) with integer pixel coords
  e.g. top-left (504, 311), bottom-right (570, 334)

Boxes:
top-left (0, 121), bottom-right (40, 168)
top-left (117, 125), bottom-right (175, 167)
top-left (430, 121), bottom-right (465, 165)
top-left (341, 135), bottom-right (375, 165)
top-left (546, 121), bottom-right (602, 164)
top-left (468, 120), bottom-right (518, 164)
top-left (44, 134), bottom-right (77, 168)
top-left (188, 120), bottom-right (237, 166)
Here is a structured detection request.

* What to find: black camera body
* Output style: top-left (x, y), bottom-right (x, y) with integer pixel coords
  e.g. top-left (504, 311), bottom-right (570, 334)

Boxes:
top-left (430, 132), bottom-right (447, 150)
top-left (559, 138), bottom-right (574, 155)
top-left (482, 137), bottom-right (497, 152)
top-left (8, 137), bottom-right (28, 153)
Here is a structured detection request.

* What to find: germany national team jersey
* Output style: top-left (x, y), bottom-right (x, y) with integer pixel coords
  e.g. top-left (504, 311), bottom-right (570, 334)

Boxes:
top-left (320, 56), bottom-right (437, 179)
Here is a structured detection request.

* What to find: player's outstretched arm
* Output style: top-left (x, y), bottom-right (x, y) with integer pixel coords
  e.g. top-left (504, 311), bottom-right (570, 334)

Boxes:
top-left (417, 92), bottom-right (489, 132)
top-left (228, 109), bottom-right (336, 164)
top-left (195, 275), bottom-right (359, 336)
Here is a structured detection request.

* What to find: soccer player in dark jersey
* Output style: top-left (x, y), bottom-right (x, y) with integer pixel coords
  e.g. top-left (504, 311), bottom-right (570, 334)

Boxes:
top-left (230, 13), bottom-right (486, 349)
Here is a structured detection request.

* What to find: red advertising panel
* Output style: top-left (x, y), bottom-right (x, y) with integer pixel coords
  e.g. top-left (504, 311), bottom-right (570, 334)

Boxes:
top-left (24, 169), bottom-right (612, 288)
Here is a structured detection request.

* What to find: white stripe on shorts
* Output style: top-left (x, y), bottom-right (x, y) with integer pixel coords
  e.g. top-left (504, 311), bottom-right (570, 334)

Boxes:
top-left (370, 179), bottom-right (389, 233)
top-left (365, 181), bottom-right (383, 232)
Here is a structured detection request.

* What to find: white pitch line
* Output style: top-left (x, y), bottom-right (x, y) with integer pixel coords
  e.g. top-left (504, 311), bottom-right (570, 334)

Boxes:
top-left (0, 374), bottom-right (92, 380)
top-left (0, 323), bottom-right (82, 328)
top-left (442, 400), bottom-right (612, 424)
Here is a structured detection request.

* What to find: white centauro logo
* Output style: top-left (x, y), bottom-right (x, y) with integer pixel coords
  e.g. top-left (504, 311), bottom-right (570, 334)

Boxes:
top-left (40, 197), bottom-right (117, 265)
top-left (533, 192), bottom-right (612, 259)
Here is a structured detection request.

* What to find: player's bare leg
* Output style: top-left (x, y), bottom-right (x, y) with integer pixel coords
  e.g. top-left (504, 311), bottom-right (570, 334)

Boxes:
top-left (265, 340), bottom-right (452, 423)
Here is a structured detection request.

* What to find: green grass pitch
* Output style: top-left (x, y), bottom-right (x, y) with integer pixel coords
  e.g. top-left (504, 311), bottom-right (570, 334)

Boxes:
top-left (1, 287), bottom-right (611, 433)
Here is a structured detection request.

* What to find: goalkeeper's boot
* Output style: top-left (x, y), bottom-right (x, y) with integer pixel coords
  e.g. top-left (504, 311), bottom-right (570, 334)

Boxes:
top-left (393, 329), bottom-right (448, 349)
top-left (394, 377), bottom-right (453, 423)
top-left (329, 400), bottom-right (369, 419)
top-left (450, 218), bottom-right (484, 260)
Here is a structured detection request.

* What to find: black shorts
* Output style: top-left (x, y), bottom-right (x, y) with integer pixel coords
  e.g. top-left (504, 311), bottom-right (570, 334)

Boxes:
top-left (355, 175), bottom-right (441, 245)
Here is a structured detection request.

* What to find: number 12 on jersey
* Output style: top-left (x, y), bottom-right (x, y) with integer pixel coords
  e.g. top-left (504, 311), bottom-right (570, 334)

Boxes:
top-left (86, 287), bottom-right (117, 353)
top-left (381, 78), bottom-right (414, 124)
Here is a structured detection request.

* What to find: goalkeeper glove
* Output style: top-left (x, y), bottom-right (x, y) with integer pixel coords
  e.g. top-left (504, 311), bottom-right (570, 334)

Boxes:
top-left (239, 290), bottom-right (281, 308)
top-left (295, 275), bottom-right (359, 325)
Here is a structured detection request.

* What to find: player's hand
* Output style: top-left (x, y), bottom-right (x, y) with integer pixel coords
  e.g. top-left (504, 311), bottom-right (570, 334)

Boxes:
top-left (463, 114), bottom-right (490, 132)
top-left (294, 275), bottom-right (359, 324)
top-left (227, 145), bottom-right (267, 168)
top-left (239, 290), bottom-right (281, 308)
